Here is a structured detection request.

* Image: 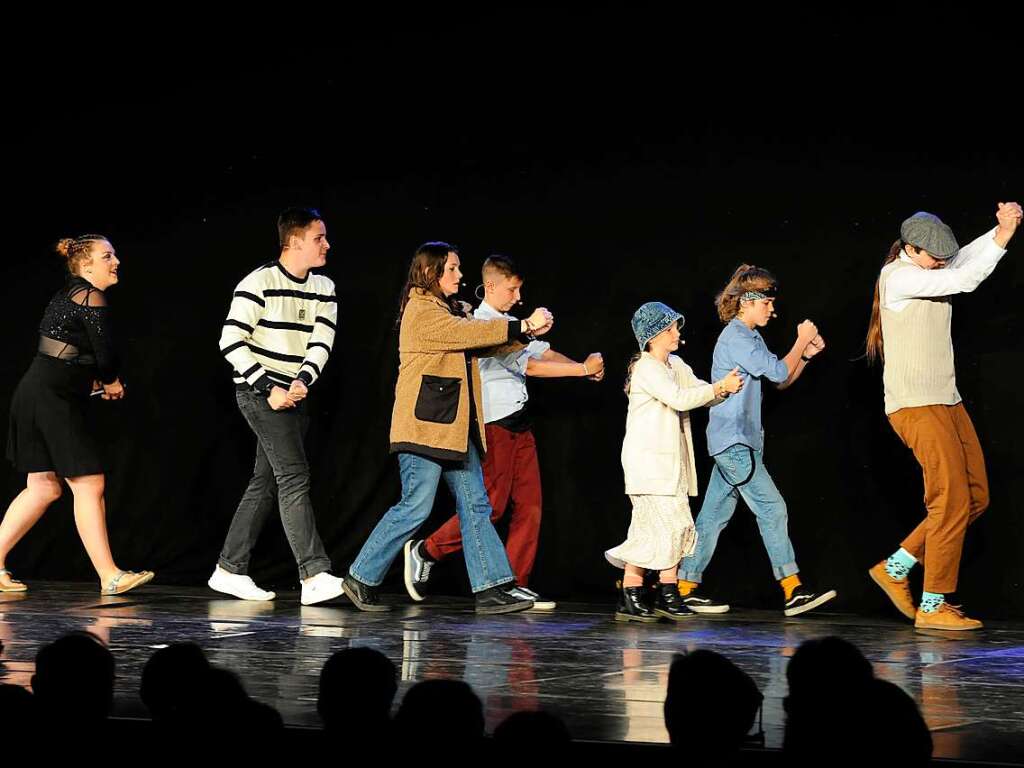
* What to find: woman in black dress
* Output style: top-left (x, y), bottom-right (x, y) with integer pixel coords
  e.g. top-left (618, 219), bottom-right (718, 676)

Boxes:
top-left (0, 234), bottom-right (153, 595)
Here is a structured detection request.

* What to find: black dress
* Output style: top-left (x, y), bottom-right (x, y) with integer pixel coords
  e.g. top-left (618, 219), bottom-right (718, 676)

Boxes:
top-left (6, 276), bottom-right (120, 476)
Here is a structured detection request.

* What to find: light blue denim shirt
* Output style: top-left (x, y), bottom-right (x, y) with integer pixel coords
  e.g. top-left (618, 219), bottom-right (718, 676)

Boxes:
top-left (474, 301), bottom-right (550, 423)
top-left (706, 318), bottom-right (789, 456)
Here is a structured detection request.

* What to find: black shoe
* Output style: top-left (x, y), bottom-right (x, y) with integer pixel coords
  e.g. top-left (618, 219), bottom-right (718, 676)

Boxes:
top-left (654, 582), bottom-right (696, 621)
top-left (342, 575), bottom-right (392, 612)
top-left (615, 585), bottom-right (660, 623)
top-left (475, 585), bottom-right (533, 615)
top-left (784, 585), bottom-right (837, 617)
top-left (681, 589), bottom-right (731, 614)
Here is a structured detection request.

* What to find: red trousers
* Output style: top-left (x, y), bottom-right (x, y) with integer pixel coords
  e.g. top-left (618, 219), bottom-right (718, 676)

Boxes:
top-left (424, 423), bottom-right (542, 586)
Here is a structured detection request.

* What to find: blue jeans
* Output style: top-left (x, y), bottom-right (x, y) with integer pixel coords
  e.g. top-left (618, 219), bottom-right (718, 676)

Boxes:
top-left (349, 443), bottom-right (515, 593)
top-left (678, 444), bottom-right (799, 583)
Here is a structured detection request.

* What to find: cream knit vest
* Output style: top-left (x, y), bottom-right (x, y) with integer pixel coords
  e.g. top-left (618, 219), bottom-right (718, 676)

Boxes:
top-left (879, 260), bottom-right (961, 415)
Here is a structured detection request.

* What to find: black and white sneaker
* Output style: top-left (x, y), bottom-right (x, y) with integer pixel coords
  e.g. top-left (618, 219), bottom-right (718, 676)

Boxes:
top-left (510, 586), bottom-right (556, 611)
top-left (475, 585), bottom-right (534, 615)
top-left (784, 585), bottom-right (837, 617)
top-left (403, 539), bottom-right (433, 602)
top-left (681, 590), bottom-right (731, 614)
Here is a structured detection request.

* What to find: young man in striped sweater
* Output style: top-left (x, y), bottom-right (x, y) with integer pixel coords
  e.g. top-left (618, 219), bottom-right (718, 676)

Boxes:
top-left (210, 207), bottom-right (344, 606)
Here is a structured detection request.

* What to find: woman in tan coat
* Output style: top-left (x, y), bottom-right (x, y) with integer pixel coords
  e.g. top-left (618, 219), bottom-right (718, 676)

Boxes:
top-left (344, 242), bottom-right (552, 615)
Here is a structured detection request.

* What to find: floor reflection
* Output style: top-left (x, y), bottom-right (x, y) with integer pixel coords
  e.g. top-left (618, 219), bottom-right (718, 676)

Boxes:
top-left (0, 583), bottom-right (1020, 763)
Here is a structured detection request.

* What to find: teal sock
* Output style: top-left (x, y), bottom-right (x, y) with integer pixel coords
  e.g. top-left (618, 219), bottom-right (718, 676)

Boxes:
top-left (885, 548), bottom-right (917, 581)
top-left (920, 591), bottom-right (945, 613)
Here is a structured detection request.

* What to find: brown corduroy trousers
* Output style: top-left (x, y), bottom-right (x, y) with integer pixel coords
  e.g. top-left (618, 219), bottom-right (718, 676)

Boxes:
top-left (887, 403), bottom-right (989, 593)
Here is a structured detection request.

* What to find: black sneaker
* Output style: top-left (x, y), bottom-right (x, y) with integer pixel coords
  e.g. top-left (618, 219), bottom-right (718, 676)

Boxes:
top-left (653, 583), bottom-right (696, 621)
top-left (342, 574), bottom-right (392, 612)
top-left (681, 589), bottom-right (731, 614)
top-left (784, 585), bottom-right (837, 617)
top-left (510, 585), bottom-right (557, 611)
top-left (475, 585), bottom-right (533, 615)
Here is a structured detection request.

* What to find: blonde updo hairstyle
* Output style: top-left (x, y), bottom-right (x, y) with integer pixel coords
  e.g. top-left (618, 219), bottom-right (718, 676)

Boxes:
top-left (55, 235), bottom-right (110, 276)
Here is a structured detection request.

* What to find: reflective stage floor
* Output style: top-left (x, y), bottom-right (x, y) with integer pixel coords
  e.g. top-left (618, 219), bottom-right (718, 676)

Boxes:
top-left (1, 583), bottom-right (1021, 764)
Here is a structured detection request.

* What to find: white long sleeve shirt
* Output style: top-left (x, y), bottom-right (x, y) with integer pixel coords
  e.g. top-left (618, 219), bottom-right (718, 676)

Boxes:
top-left (883, 227), bottom-right (1006, 311)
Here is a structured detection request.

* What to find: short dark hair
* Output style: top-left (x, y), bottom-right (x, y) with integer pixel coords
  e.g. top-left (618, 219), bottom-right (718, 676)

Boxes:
top-left (278, 207), bottom-right (323, 248)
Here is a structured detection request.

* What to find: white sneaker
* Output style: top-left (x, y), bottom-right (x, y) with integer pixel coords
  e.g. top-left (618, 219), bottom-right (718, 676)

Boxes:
top-left (301, 572), bottom-right (344, 606)
top-left (208, 566), bottom-right (276, 601)
top-left (513, 586), bottom-right (556, 611)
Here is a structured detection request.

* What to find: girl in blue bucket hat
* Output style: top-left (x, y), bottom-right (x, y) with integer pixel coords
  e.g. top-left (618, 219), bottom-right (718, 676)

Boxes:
top-left (606, 302), bottom-right (743, 622)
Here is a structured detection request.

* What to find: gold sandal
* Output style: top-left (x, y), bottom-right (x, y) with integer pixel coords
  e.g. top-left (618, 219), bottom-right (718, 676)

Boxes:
top-left (101, 570), bottom-right (155, 595)
top-left (0, 568), bottom-right (28, 593)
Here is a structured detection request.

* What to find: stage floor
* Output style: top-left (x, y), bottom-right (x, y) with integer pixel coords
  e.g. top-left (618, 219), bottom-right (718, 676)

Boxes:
top-left (1, 583), bottom-right (1022, 763)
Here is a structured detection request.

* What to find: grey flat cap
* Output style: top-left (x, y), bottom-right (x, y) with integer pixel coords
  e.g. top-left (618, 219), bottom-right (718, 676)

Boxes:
top-left (900, 212), bottom-right (959, 260)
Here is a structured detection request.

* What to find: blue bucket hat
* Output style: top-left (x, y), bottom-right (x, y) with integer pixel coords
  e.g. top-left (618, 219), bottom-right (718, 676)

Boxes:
top-left (631, 301), bottom-right (684, 350)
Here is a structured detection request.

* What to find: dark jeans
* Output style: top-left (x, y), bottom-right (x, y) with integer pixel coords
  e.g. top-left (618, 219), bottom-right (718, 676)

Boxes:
top-left (218, 390), bottom-right (331, 580)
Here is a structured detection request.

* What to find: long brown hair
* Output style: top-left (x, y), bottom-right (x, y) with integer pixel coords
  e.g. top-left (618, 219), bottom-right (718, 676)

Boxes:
top-left (56, 235), bottom-right (109, 276)
top-left (714, 264), bottom-right (778, 323)
top-left (864, 240), bottom-right (904, 365)
top-left (623, 350), bottom-right (645, 395)
top-left (396, 241), bottom-right (459, 326)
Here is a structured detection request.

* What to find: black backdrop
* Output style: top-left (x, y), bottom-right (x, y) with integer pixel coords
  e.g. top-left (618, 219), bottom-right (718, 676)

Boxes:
top-left (4, 7), bottom-right (1022, 617)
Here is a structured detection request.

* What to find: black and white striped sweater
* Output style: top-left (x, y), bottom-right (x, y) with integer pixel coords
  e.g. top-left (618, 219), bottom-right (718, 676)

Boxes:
top-left (219, 262), bottom-right (337, 392)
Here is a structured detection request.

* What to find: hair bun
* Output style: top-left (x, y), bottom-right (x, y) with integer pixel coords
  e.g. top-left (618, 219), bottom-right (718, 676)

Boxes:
top-left (56, 238), bottom-right (76, 259)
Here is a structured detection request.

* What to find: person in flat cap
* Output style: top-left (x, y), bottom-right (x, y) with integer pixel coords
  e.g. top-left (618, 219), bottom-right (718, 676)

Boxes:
top-left (866, 202), bottom-right (1022, 631)
top-left (676, 265), bottom-right (836, 618)
top-left (606, 301), bottom-right (743, 622)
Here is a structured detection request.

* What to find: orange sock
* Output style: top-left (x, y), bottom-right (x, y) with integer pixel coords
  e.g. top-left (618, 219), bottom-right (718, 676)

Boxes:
top-left (677, 580), bottom-right (699, 596)
top-left (780, 574), bottom-right (802, 601)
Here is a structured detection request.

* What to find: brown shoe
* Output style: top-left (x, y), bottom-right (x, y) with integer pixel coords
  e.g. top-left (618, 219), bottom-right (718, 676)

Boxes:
top-left (915, 603), bottom-right (983, 631)
top-left (868, 561), bottom-right (916, 620)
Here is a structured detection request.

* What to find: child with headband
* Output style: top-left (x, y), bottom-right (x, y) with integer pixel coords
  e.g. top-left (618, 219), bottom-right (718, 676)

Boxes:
top-left (676, 267), bottom-right (836, 616)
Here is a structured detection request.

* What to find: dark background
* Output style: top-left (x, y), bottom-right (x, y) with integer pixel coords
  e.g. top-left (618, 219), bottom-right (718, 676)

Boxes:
top-left (3, 7), bottom-right (1022, 617)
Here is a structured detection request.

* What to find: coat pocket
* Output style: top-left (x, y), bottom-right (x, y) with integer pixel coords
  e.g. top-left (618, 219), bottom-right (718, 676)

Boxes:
top-left (414, 375), bottom-right (461, 424)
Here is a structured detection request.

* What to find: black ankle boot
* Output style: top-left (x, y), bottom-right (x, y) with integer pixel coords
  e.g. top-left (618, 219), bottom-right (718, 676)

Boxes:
top-left (654, 582), bottom-right (696, 621)
top-left (615, 584), bottom-right (660, 623)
